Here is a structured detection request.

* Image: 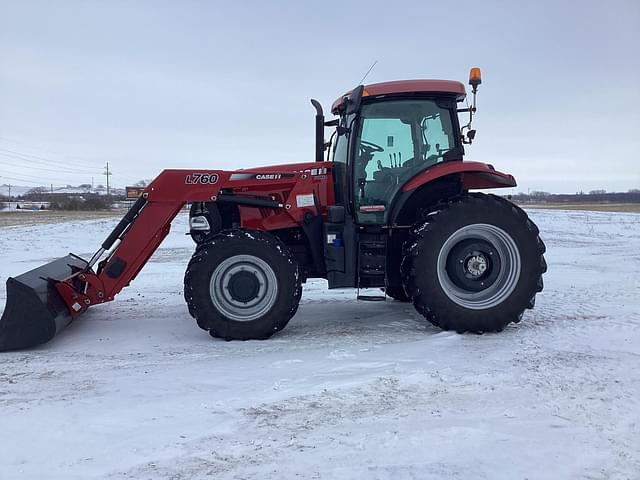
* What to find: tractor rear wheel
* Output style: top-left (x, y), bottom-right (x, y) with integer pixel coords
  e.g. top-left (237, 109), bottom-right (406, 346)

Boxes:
top-left (184, 229), bottom-right (302, 340)
top-left (401, 193), bottom-right (546, 333)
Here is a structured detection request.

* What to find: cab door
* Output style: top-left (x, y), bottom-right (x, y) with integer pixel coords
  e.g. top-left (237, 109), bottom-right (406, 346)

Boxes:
top-left (324, 115), bottom-right (358, 288)
top-left (352, 99), bottom-right (458, 225)
top-left (354, 114), bottom-right (416, 224)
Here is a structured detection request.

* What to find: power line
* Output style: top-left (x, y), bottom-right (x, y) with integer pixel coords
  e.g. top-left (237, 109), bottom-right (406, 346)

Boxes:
top-left (0, 169), bottom-right (57, 182)
top-left (0, 174), bottom-right (56, 186)
top-left (0, 146), bottom-right (83, 164)
top-left (0, 152), bottom-right (101, 175)
top-left (0, 140), bottom-right (152, 187)
top-left (0, 166), bottom-right (120, 189)
top-left (0, 150), bottom-right (102, 174)
top-left (0, 165), bottom-right (100, 186)
top-left (0, 158), bottom-right (100, 176)
top-left (0, 137), bottom-right (105, 167)
top-left (0, 150), bottom-right (144, 189)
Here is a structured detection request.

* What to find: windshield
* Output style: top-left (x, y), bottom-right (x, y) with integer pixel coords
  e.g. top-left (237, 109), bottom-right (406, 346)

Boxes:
top-left (353, 99), bottom-right (457, 223)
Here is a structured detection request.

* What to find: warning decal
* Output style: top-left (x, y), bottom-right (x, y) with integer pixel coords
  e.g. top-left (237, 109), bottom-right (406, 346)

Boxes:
top-left (296, 193), bottom-right (315, 208)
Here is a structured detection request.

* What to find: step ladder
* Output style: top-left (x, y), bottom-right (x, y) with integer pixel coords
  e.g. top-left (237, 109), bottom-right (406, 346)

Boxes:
top-left (356, 239), bottom-right (387, 301)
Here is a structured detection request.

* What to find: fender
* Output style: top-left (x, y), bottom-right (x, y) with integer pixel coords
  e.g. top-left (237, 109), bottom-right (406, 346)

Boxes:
top-left (401, 161), bottom-right (516, 193)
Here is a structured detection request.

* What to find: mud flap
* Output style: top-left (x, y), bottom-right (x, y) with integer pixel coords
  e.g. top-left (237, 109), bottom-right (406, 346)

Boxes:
top-left (0, 255), bottom-right (88, 352)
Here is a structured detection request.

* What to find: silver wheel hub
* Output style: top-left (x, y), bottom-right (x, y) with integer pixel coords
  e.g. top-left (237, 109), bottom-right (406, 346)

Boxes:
top-left (209, 254), bottom-right (278, 322)
top-left (465, 254), bottom-right (487, 277)
top-left (437, 223), bottom-right (521, 310)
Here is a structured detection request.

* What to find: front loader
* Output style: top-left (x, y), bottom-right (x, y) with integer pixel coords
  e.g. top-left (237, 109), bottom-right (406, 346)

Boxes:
top-left (0, 68), bottom-right (547, 351)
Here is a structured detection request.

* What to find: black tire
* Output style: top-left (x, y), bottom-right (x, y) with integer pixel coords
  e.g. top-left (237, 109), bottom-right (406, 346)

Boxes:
top-left (401, 193), bottom-right (546, 333)
top-left (288, 284), bottom-right (304, 318)
top-left (382, 286), bottom-right (411, 302)
top-left (184, 229), bottom-right (302, 340)
top-left (189, 202), bottom-right (222, 244)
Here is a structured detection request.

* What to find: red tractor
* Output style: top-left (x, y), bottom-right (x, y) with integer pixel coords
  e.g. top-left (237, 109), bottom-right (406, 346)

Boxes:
top-left (0, 68), bottom-right (546, 351)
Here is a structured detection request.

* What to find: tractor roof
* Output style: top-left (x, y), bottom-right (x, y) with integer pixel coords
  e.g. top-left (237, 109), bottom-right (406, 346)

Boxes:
top-left (331, 79), bottom-right (466, 114)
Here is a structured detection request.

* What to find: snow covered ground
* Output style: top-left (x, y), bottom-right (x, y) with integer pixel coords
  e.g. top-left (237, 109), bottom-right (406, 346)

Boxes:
top-left (0, 210), bottom-right (638, 479)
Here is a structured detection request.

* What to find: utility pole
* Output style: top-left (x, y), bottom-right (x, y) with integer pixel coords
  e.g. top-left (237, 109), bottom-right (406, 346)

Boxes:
top-left (104, 162), bottom-right (112, 197)
top-left (7, 184), bottom-right (10, 200)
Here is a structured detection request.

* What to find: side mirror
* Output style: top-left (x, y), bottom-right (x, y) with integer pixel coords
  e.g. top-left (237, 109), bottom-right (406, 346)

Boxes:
top-left (345, 85), bottom-right (365, 115)
top-left (462, 129), bottom-right (477, 145)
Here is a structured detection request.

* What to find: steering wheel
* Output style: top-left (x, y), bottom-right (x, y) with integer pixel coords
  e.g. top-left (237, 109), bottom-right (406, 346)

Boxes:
top-left (359, 140), bottom-right (384, 154)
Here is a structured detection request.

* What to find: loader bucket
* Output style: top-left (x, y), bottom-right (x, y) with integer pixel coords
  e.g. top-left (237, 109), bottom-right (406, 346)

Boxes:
top-left (0, 255), bottom-right (88, 352)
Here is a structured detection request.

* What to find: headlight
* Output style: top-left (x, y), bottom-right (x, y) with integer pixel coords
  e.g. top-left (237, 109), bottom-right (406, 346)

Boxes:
top-left (189, 215), bottom-right (210, 231)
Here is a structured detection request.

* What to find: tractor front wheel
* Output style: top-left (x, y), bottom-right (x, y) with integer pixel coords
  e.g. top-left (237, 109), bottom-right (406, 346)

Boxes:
top-left (401, 193), bottom-right (546, 333)
top-left (184, 229), bottom-right (302, 340)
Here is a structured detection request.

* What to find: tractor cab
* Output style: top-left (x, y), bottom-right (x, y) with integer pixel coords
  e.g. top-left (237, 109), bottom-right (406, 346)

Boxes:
top-left (327, 79), bottom-right (468, 225)
top-left (314, 71), bottom-right (512, 293)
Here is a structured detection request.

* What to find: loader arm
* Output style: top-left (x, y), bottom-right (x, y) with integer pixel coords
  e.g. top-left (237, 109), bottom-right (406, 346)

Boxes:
top-left (58, 168), bottom-right (321, 310)
top-left (0, 168), bottom-right (318, 351)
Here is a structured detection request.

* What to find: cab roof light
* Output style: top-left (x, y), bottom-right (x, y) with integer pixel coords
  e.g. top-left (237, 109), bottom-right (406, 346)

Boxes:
top-left (469, 67), bottom-right (482, 92)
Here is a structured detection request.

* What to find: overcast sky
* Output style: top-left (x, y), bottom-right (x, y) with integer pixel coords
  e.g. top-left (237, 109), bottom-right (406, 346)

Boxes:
top-left (1, 0), bottom-right (638, 193)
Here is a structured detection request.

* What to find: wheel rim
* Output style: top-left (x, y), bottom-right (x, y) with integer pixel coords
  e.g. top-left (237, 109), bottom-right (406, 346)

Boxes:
top-left (209, 254), bottom-right (278, 321)
top-left (436, 224), bottom-right (521, 310)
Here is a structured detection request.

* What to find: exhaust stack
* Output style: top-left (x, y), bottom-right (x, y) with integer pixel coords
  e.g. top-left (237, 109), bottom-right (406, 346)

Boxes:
top-left (310, 99), bottom-right (325, 162)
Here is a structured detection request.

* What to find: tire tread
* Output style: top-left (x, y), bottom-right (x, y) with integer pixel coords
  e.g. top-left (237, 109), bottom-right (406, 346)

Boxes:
top-left (184, 229), bottom-right (302, 340)
top-left (400, 193), bottom-right (546, 333)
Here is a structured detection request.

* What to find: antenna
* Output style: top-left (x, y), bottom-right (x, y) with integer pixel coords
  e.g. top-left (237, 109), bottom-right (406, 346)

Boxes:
top-left (357, 60), bottom-right (378, 85)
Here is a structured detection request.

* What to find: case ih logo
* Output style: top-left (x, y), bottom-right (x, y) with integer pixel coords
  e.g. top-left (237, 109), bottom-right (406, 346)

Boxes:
top-left (185, 173), bottom-right (219, 185)
top-left (255, 174), bottom-right (282, 180)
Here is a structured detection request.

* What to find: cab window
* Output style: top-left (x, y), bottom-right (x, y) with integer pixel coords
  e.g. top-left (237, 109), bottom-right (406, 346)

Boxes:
top-left (353, 99), bottom-right (456, 223)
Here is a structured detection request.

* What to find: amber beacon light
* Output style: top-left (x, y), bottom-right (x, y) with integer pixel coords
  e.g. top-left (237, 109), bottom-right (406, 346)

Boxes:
top-left (469, 67), bottom-right (482, 92)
